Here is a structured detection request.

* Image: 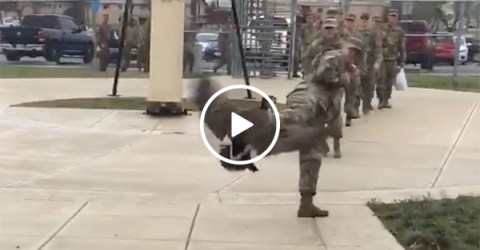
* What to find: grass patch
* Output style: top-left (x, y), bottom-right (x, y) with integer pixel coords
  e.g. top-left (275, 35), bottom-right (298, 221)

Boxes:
top-left (11, 96), bottom-right (287, 111)
top-left (407, 74), bottom-right (480, 92)
top-left (0, 65), bottom-right (208, 79)
top-left (368, 195), bottom-right (480, 250)
top-left (11, 97), bottom-right (147, 110)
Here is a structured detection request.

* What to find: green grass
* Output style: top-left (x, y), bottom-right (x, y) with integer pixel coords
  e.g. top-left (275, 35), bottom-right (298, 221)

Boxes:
top-left (407, 75), bottom-right (480, 92)
top-left (368, 196), bottom-right (480, 250)
top-left (0, 65), bottom-right (208, 79)
top-left (0, 65), bottom-right (149, 79)
top-left (11, 96), bottom-right (286, 111)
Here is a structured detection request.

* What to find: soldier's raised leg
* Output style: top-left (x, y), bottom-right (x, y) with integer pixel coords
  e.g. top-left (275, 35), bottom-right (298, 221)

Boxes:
top-left (344, 75), bottom-right (360, 126)
top-left (298, 138), bottom-right (329, 218)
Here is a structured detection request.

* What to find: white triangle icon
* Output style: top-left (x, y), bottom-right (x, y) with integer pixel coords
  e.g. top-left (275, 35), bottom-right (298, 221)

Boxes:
top-left (231, 112), bottom-right (253, 138)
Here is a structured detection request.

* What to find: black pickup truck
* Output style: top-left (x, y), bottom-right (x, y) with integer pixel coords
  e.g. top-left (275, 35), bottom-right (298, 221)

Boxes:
top-left (0, 14), bottom-right (95, 64)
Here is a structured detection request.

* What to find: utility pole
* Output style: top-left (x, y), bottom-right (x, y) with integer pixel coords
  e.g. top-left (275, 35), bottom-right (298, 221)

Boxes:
top-left (452, 0), bottom-right (466, 90)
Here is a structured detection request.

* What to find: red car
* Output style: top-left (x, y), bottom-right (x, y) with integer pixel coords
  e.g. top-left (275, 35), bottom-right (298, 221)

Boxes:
top-left (400, 20), bottom-right (435, 70)
top-left (434, 33), bottom-right (468, 65)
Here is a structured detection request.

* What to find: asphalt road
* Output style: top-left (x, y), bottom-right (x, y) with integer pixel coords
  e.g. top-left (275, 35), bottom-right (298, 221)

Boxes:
top-left (1, 54), bottom-right (478, 75)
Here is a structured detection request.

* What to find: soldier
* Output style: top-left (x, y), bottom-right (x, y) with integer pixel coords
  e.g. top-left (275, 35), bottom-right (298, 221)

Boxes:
top-left (121, 17), bottom-right (141, 72)
top-left (379, 9), bottom-right (405, 109)
top-left (299, 12), bottom-right (317, 76)
top-left (289, 38), bottom-right (362, 217)
top-left (183, 33), bottom-right (196, 75)
top-left (213, 31), bottom-right (232, 75)
top-left (304, 18), bottom-right (343, 157)
top-left (342, 13), bottom-right (362, 126)
top-left (372, 15), bottom-right (386, 100)
top-left (358, 12), bottom-right (382, 115)
top-left (314, 10), bottom-right (323, 28)
top-left (97, 13), bottom-right (111, 72)
top-left (141, 17), bottom-right (151, 73)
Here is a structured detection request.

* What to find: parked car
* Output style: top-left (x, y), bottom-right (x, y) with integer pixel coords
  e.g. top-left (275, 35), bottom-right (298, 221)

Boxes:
top-left (434, 33), bottom-right (468, 65)
top-left (465, 36), bottom-right (479, 62)
top-left (0, 14), bottom-right (95, 64)
top-left (399, 20), bottom-right (435, 70)
top-left (0, 17), bottom-right (20, 27)
top-left (196, 32), bottom-right (220, 62)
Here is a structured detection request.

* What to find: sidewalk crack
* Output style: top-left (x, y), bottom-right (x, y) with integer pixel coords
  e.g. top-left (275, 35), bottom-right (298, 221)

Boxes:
top-left (37, 201), bottom-right (89, 250)
top-left (430, 99), bottom-right (479, 188)
top-left (184, 204), bottom-right (201, 250)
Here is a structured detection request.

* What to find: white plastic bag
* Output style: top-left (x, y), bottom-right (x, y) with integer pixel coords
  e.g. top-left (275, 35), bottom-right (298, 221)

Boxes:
top-left (395, 68), bottom-right (408, 91)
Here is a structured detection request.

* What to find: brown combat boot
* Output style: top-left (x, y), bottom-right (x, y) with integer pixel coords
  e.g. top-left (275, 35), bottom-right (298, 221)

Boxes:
top-left (333, 138), bottom-right (342, 158)
top-left (297, 193), bottom-right (329, 218)
top-left (345, 117), bottom-right (352, 127)
top-left (383, 100), bottom-right (392, 109)
top-left (378, 99), bottom-right (385, 109)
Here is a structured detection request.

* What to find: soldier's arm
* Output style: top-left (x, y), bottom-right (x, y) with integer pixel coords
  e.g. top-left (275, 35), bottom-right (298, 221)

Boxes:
top-left (303, 38), bottom-right (321, 59)
top-left (312, 53), bottom-right (345, 87)
top-left (374, 30), bottom-right (383, 65)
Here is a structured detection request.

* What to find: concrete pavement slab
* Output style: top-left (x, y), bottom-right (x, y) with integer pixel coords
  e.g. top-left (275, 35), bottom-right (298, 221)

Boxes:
top-left (0, 235), bottom-right (46, 250)
top-left (43, 238), bottom-right (184, 250)
top-left (188, 242), bottom-right (326, 250)
top-left (93, 111), bottom-right (161, 131)
top-left (316, 205), bottom-right (402, 248)
top-left (0, 213), bottom-right (72, 236)
top-left (57, 214), bottom-right (193, 241)
top-left (5, 108), bottom-right (113, 128)
top-left (191, 217), bottom-right (323, 245)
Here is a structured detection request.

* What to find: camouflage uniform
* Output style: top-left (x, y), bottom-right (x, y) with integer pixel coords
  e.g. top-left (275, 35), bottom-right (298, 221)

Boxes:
top-left (379, 9), bottom-right (405, 108)
top-left (282, 48), bottom-right (350, 217)
top-left (358, 13), bottom-right (383, 114)
top-left (214, 31), bottom-right (232, 74)
top-left (97, 15), bottom-right (111, 72)
top-left (304, 18), bottom-right (344, 158)
top-left (139, 18), bottom-right (151, 73)
top-left (342, 14), bottom-right (363, 126)
top-left (299, 13), bottom-right (318, 76)
top-left (121, 18), bottom-right (141, 72)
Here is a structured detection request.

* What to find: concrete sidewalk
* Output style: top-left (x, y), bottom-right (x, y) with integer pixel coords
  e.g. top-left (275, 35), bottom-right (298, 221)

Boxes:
top-left (0, 77), bottom-right (479, 250)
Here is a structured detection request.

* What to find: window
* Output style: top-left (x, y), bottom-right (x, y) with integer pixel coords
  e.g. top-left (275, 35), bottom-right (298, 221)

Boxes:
top-left (22, 15), bottom-right (59, 29)
top-left (61, 17), bottom-right (79, 30)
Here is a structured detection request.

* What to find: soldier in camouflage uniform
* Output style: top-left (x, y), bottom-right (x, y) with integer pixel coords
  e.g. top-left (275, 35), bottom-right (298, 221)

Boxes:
top-left (138, 17), bottom-right (151, 73)
top-left (304, 18), bottom-right (344, 158)
top-left (121, 17), bottom-right (141, 72)
top-left (299, 12), bottom-right (317, 76)
top-left (379, 9), bottom-right (405, 109)
top-left (372, 15), bottom-right (386, 101)
top-left (97, 13), bottom-right (111, 72)
top-left (342, 13), bottom-right (363, 126)
top-left (358, 13), bottom-right (382, 114)
top-left (285, 38), bottom-right (363, 217)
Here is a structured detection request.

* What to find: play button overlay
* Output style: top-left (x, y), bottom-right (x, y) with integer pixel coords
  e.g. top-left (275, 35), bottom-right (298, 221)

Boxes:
top-left (231, 112), bottom-right (253, 137)
top-left (199, 85), bottom-right (280, 166)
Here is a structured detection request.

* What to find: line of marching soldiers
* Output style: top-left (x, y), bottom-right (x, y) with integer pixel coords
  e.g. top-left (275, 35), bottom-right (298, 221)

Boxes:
top-left (96, 13), bottom-right (151, 73)
top-left (297, 7), bottom-right (406, 158)
top-left (280, 7), bottom-right (406, 217)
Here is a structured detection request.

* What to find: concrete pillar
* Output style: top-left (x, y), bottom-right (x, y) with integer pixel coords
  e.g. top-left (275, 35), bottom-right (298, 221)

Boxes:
top-left (146, 0), bottom-right (186, 116)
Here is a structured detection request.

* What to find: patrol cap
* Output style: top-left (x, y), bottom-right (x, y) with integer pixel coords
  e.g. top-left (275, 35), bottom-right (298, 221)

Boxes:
top-left (322, 18), bottom-right (337, 29)
top-left (345, 13), bottom-right (356, 21)
top-left (345, 36), bottom-right (363, 52)
top-left (360, 12), bottom-right (370, 19)
top-left (325, 7), bottom-right (339, 16)
top-left (388, 9), bottom-right (399, 16)
top-left (373, 16), bottom-right (383, 22)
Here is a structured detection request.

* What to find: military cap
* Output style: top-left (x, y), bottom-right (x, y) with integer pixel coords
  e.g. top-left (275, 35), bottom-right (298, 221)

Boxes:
top-left (345, 13), bottom-right (356, 21)
top-left (345, 36), bottom-right (363, 52)
top-left (325, 7), bottom-right (339, 16)
top-left (322, 18), bottom-right (337, 29)
top-left (360, 12), bottom-right (370, 19)
top-left (388, 9), bottom-right (399, 16)
top-left (373, 16), bottom-right (383, 22)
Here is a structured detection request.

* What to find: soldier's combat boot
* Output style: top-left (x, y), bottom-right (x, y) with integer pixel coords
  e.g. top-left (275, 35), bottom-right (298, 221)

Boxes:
top-left (297, 193), bottom-right (329, 218)
top-left (378, 99), bottom-right (385, 109)
top-left (320, 139), bottom-right (330, 157)
top-left (345, 117), bottom-right (352, 127)
top-left (333, 138), bottom-right (342, 158)
top-left (384, 100), bottom-right (392, 109)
